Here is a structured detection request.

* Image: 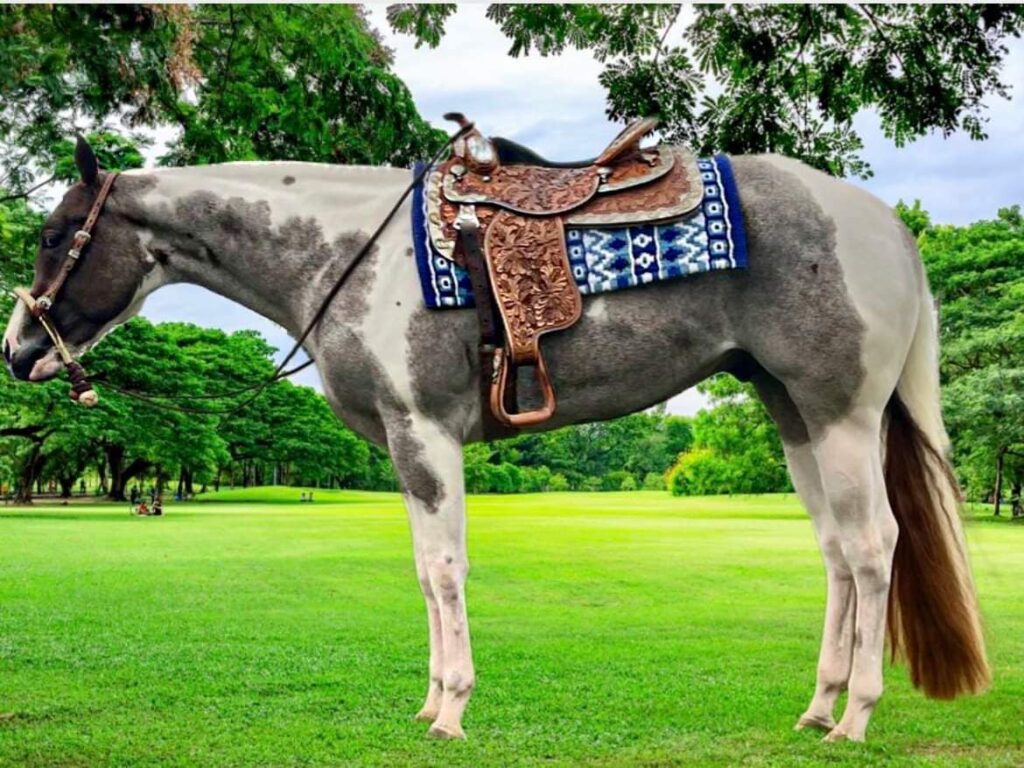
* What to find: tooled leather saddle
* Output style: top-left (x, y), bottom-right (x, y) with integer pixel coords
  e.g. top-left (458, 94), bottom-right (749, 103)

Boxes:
top-left (430, 113), bottom-right (703, 430)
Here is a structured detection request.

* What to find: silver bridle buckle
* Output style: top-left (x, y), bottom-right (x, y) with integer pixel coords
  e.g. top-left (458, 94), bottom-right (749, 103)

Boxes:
top-left (68, 230), bottom-right (91, 260)
top-left (36, 296), bottom-right (52, 312)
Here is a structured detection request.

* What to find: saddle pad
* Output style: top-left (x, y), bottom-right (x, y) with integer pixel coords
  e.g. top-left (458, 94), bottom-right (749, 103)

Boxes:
top-left (412, 155), bottom-right (747, 310)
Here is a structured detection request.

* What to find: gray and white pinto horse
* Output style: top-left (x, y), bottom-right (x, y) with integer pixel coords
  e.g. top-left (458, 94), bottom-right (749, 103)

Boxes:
top-left (4, 139), bottom-right (989, 742)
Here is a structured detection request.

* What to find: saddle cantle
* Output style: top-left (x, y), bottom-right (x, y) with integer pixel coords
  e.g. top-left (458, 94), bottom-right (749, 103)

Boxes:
top-left (434, 113), bottom-right (704, 430)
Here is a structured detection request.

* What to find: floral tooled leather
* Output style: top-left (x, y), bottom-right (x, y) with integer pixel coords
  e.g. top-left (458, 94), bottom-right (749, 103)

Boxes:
top-left (446, 165), bottom-right (601, 215)
top-left (565, 148), bottom-right (702, 225)
top-left (483, 211), bottom-right (581, 363)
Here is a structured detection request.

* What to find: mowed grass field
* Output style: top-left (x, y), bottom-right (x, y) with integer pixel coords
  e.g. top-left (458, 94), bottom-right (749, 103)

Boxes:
top-left (0, 491), bottom-right (1021, 767)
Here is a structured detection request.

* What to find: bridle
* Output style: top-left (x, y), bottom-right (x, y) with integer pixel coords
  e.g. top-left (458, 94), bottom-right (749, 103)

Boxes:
top-left (13, 171), bottom-right (120, 407)
top-left (10, 123), bottom-right (473, 414)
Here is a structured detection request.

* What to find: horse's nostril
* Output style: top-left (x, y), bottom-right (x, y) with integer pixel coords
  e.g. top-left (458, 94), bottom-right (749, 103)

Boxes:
top-left (2, 339), bottom-right (10, 364)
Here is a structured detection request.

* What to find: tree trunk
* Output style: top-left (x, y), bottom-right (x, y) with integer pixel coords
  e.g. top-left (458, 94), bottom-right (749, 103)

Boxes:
top-left (106, 444), bottom-right (127, 500)
top-left (994, 448), bottom-right (1005, 516)
top-left (122, 459), bottom-right (150, 497)
top-left (184, 467), bottom-right (194, 496)
top-left (96, 459), bottom-right (108, 494)
top-left (1012, 481), bottom-right (1022, 518)
top-left (58, 476), bottom-right (75, 498)
top-left (15, 446), bottom-right (43, 503)
top-left (176, 467), bottom-right (185, 499)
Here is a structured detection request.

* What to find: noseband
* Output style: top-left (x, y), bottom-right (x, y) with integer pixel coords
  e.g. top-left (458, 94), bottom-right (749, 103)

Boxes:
top-left (12, 172), bottom-right (120, 407)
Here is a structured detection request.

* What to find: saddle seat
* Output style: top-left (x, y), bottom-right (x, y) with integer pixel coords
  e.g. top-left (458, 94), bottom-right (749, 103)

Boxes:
top-left (434, 113), bottom-right (703, 430)
top-left (490, 137), bottom-right (594, 169)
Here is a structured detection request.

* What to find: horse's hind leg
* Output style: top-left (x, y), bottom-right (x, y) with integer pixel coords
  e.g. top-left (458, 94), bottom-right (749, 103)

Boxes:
top-left (810, 410), bottom-right (897, 742)
top-left (784, 441), bottom-right (855, 733)
top-left (753, 375), bottom-right (855, 734)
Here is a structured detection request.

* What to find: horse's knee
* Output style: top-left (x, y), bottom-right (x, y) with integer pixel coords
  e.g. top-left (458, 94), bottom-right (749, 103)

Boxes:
top-left (417, 572), bottom-right (436, 599)
top-left (426, 557), bottom-right (469, 602)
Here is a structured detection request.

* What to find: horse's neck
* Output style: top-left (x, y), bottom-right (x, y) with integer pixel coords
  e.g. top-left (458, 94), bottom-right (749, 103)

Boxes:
top-left (127, 162), bottom-right (411, 335)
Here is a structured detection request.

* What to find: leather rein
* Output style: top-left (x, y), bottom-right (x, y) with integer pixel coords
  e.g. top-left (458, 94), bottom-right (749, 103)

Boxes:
top-left (11, 124), bottom-right (472, 414)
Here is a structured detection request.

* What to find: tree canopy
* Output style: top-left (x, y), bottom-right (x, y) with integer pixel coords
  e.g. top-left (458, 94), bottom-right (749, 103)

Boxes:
top-left (0, 4), bottom-right (444, 199)
top-left (667, 375), bottom-right (789, 497)
top-left (389, 4), bottom-right (1024, 177)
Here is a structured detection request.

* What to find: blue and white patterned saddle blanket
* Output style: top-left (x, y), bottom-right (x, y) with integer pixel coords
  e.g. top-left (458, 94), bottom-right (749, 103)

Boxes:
top-left (412, 155), bottom-right (747, 310)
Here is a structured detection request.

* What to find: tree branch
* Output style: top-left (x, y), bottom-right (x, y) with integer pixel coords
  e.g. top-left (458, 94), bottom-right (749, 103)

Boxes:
top-left (855, 4), bottom-right (911, 80)
top-left (653, 5), bottom-right (684, 65)
top-left (0, 174), bottom-right (56, 202)
top-left (0, 425), bottom-right (46, 439)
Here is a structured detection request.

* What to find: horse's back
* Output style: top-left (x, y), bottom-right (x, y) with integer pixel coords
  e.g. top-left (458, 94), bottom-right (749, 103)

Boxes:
top-left (392, 154), bottom-right (923, 441)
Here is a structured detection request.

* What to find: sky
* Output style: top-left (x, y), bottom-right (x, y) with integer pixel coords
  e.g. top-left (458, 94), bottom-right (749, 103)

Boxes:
top-left (139, 5), bottom-right (1024, 416)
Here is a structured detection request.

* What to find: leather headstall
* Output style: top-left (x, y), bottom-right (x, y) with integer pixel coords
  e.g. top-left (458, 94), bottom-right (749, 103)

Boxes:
top-left (12, 172), bottom-right (120, 406)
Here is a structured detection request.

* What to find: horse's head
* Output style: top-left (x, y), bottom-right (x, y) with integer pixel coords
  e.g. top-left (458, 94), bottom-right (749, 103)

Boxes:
top-left (4, 138), bottom-right (155, 383)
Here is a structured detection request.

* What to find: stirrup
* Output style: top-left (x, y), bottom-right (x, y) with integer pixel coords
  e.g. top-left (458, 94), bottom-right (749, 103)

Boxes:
top-left (489, 347), bottom-right (556, 427)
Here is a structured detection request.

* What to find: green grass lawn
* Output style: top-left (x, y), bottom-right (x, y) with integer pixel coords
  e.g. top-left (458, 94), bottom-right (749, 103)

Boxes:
top-left (0, 491), bottom-right (1021, 767)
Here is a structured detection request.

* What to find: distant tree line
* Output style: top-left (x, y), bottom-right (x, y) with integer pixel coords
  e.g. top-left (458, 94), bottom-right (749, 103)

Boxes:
top-left (898, 201), bottom-right (1024, 514)
top-left (0, 313), bottom-right (695, 501)
top-left (0, 318), bottom-right (390, 502)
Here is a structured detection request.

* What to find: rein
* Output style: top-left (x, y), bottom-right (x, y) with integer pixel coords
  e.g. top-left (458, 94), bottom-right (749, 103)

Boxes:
top-left (13, 123), bottom-right (473, 415)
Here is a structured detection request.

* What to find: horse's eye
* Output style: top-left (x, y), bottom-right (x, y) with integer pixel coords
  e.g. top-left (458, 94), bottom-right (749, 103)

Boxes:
top-left (41, 232), bottom-right (60, 249)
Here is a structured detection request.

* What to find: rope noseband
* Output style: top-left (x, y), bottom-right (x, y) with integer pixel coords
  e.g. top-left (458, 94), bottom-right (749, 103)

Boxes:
top-left (13, 172), bottom-right (119, 406)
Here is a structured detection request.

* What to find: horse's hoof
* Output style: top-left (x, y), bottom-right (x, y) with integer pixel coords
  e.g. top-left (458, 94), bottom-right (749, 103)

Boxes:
top-left (823, 726), bottom-right (862, 743)
top-left (794, 714), bottom-right (836, 732)
top-left (414, 708), bottom-right (438, 723)
top-left (427, 722), bottom-right (466, 740)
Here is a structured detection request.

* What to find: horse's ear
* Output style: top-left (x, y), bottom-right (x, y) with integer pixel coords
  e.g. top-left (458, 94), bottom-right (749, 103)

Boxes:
top-left (74, 135), bottom-right (99, 186)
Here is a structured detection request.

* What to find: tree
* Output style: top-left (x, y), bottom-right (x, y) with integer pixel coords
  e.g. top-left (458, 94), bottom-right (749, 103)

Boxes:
top-left (390, 4), bottom-right (1024, 177)
top-left (667, 375), bottom-right (789, 496)
top-left (0, 5), bottom-right (443, 199)
top-left (0, 195), bottom-right (45, 317)
top-left (0, 315), bottom-right (379, 502)
top-left (905, 204), bottom-right (1024, 510)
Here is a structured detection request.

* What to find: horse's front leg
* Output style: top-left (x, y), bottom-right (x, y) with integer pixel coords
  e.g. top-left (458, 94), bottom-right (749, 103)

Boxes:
top-left (388, 414), bottom-right (474, 739)
top-left (410, 538), bottom-right (445, 724)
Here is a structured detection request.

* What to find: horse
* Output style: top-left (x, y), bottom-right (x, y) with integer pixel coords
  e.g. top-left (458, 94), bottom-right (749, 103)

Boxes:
top-left (3, 137), bottom-right (989, 742)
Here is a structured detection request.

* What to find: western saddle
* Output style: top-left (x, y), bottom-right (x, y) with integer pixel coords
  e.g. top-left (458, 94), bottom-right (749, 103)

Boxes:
top-left (431, 113), bottom-right (703, 430)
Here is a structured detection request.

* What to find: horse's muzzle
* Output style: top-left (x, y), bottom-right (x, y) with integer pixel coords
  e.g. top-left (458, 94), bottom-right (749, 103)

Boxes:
top-left (8, 337), bottom-right (60, 382)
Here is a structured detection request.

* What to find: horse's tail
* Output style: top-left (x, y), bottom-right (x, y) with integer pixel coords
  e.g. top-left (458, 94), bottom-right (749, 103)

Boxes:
top-left (884, 281), bottom-right (989, 698)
